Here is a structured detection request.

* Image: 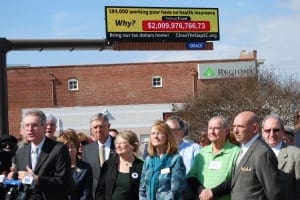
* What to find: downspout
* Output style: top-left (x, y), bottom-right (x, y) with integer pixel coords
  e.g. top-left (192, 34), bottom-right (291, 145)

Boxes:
top-left (190, 68), bottom-right (198, 97)
top-left (48, 73), bottom-right (57, 106)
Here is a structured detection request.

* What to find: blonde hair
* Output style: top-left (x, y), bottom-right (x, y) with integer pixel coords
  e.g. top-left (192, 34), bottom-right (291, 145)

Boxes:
top-left (148, 120), bottom-right (178, 156)
top-left (115, 130), bottom-right (140, 152)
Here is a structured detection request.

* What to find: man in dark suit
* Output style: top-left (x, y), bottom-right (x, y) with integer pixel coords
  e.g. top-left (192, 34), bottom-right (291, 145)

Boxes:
top-left (83, 113), bottom-right (116, 199)
top-left (262, 114), bottom-right (300, 200)
top-left (10, 110), bottom-right (71, 200)
top-left (200, 111), bottom-right (281, 200)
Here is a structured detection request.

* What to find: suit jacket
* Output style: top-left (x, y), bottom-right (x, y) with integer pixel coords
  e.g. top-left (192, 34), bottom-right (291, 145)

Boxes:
top-left (278, 143), bottom-right (300, 200)
top-left (69, 160), bottom-right (93, 200)
top-left (213, 136), bottom-right (281, 200)
top-left (82, 137), bottom-right (115, 199)
top-left (14, 137), bottom-right (72, 200)
top-left (95, 155), bottom-right (143, 200)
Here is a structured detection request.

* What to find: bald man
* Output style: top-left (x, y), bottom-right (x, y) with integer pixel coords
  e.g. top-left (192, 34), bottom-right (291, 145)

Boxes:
top-left (200, 111), bottom-right (281, 200)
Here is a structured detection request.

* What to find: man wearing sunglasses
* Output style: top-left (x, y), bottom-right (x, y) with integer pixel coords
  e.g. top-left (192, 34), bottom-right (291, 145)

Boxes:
top-left (262, 114), bottom-right (300, 200)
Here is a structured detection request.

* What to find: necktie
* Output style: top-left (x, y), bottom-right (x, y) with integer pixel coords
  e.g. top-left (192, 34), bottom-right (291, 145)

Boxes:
top-left (31, 148), bottom-right (39, 170)
top-left (235, 148), bottom-right (243, 171)
top-left (99, 145), bottom-right (105, 166)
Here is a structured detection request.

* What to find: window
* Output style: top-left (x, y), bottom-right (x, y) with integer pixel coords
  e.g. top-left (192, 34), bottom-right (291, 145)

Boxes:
top-left (68, 78), bottom-right (79, 91)
top-left (152, 76), bottom-right (162, 88)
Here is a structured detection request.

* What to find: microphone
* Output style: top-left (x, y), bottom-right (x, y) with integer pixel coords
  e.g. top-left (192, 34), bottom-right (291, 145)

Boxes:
top-left (0, 174), bottom-right (6, 183)
top-left (0, 175), bottom-right (7, 199)
top-left (15, 174), bottom-right (34, 200)
top-left (4, 172), bottom-right (21, 200)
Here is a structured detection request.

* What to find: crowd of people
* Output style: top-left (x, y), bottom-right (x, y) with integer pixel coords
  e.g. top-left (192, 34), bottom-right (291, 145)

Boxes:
top-left (0, 109), bottom-right (299, 200)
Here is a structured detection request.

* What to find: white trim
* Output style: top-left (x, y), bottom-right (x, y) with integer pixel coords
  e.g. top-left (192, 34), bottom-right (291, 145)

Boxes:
top-left (68, 78), bottom-right (79, 91)
top-left (152, 76), bottom-right (162, 88)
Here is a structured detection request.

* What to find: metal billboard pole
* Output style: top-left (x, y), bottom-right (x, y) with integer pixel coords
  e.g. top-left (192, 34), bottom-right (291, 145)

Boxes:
top-left (0, 38), bottom-right (111, 137)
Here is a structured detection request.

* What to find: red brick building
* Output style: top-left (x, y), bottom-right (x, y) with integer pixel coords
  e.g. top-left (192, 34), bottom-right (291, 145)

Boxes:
top-left (7, 50), bottom-right (258, 138)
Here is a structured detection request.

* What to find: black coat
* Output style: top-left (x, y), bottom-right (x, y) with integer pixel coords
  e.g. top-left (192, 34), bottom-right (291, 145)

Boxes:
top-left (14, 137), bottom-right (72, 200)
top-left (95, 155), bottom-right (143, 200)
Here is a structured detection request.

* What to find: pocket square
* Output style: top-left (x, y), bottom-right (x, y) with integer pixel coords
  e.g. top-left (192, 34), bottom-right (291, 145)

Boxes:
top-left (240, 166), bottom-right (252, 171)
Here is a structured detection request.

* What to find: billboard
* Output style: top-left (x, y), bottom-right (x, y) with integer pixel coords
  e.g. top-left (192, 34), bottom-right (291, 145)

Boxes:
top-left (198, 61), bottom-right (257, 79)
top-left (105, 6), bottom-right (219, 42)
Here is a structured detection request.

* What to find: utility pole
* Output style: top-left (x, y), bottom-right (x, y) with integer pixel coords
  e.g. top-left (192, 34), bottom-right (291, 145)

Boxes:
top-left (0, 38), bottom-right (11, 136)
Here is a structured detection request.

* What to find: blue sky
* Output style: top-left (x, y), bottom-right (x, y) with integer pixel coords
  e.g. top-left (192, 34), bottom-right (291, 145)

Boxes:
top-left (1, 0), bottom-right (300, 79)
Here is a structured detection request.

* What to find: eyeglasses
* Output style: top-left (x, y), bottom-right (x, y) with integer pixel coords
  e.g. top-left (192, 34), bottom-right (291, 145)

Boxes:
top-left (115, 142), bottom-right (129, 146)
top-left (263, 128), bottom-right (280, 133)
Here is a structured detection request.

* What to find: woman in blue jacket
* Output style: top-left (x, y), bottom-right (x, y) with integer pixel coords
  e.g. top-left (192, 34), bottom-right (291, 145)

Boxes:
top-left (139, 120), bottom-right (186, 200)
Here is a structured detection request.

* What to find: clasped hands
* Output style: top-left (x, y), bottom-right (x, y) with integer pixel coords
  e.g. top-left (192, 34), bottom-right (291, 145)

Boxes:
top-left (199, 188), bottom-right (214, 200)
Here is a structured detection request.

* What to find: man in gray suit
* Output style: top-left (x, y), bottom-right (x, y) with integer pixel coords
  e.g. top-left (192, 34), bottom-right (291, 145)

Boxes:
top-left (200, 111), bottom-right (281, 200)
top-left (83, 113), bottom-right (116, 199)
top-left (262, 114), bottom-right (300, 200)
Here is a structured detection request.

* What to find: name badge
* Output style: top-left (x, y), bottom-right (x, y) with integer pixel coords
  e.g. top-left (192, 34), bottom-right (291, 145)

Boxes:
top-left (209, 161), bottom-right (222, 170)
top-left (161, 167), bottom-right (170, 174)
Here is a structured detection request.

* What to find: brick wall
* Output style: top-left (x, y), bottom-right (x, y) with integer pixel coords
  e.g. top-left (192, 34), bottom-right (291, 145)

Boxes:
top-left (7, 61), bottom-right (198, 135)
top-left (7, 57), bottom-right (256, 136)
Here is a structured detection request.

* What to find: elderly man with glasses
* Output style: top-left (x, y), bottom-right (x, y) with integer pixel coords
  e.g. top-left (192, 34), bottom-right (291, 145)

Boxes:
top-left (261, 113), bottom-right (300, 200)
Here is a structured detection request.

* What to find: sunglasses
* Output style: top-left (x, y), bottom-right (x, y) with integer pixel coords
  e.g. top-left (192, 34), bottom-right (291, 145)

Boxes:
top-left (263, 128), bottom-right (280, 133)
top-left (0, 142), bottom-right (17, 149)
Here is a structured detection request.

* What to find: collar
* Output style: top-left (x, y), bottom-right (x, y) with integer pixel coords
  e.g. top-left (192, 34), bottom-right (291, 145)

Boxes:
top-left (203, 140), bottom-right (232, 154)
top-left (273, 141), bottom-right (282, 150)
top-left (271, 141), bottom-right (282, 157)
top-left (31, 136), bottom-right (46, 152)
top-left (241, 134), bottom-right (260, 152)
top-left (98, 136), bottom-right (111, 148)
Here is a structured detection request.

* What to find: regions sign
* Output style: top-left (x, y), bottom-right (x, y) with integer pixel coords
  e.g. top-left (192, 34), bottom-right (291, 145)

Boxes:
top-left (105, 6), bottom-right (219, 42)
top-left (198, 61), bottom-right (257, 79)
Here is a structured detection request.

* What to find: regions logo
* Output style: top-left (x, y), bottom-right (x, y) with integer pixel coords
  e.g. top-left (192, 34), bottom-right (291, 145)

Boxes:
top-left (203, 67), bottom-right (216, 77)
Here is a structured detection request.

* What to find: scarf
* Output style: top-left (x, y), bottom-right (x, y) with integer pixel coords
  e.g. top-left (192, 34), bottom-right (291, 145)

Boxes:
top-left (149, 154), bottom-right (169, 200)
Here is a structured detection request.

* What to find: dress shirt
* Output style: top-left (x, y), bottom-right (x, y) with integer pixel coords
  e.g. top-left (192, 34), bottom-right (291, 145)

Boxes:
top-left (31, 136), bottom-right (46, 157)
top-left (98, 136), bottom-right (112, 160)
top-left (178, 140), bottom-right (201, 174)
top-left (271, 141), bottom-right (282, 157)
top-left (240, 134), bottom-right (260, 157)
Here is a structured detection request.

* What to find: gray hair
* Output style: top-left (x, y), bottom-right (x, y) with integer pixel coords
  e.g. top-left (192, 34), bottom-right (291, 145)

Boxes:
top-left (208, 115), bottom-right (229, 128)
top-left (22, 110), bottom-right (47, 127)
top-left (166, 116), bottom-right (187, 135)
top-left (262, 113), bottom-right (284, 129)
top-left (166, 116), bottom-right (185, 130)
top-left (46, 114), bottom-right (57, 124)
top-left (90, 113), bottom-right (109, 124)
